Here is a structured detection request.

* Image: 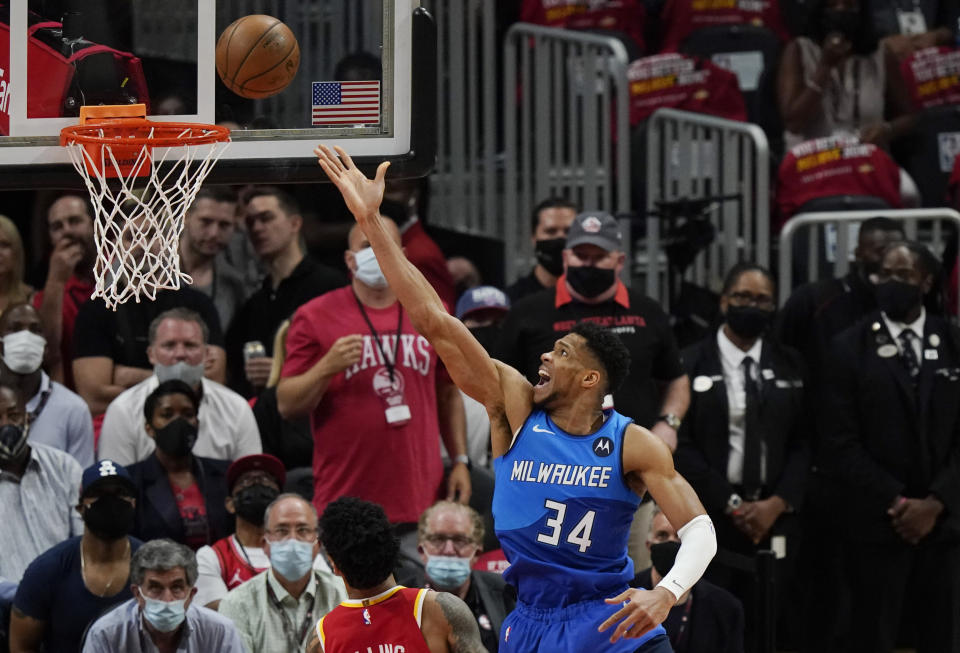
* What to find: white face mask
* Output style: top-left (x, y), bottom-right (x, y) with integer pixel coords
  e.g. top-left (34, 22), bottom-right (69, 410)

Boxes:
top-left (2, 330), bottom-right (46, 374)
top-left (353, 247), bottom-right (388, 289)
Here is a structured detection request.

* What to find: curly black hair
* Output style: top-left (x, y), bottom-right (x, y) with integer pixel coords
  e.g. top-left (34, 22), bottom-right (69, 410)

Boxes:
top-left (319, 497), bottom-right (399, 590)
top-left (143, 380), bottom-right (199, 423)
top-left (569, 321), bottom-right (630, 395)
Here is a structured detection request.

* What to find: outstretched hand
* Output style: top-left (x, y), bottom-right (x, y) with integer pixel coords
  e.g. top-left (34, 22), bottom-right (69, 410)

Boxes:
top-left (315, 144), bottom-right (390, 222)
top-left (598, 587), bottom-right (674, 643)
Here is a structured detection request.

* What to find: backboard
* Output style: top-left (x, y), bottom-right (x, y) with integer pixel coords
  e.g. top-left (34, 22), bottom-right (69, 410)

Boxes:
top-left (0, 0), bottom-right (436, 188)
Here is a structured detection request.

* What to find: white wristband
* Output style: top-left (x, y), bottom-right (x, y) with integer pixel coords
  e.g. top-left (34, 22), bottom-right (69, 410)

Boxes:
top-left (655, 514), bottom-right (717, 601)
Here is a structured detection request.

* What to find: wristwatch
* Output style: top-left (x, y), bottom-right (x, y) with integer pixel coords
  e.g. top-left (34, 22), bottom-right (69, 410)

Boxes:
top-left (725, 493), bottom-right (743, 514)
top-left (657, 413), bottom-right (682, 430)
top-left (454, 454), bottom-right (472, 471)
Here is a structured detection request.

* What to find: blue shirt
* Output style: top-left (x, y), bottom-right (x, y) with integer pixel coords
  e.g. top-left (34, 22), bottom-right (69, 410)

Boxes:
top-left (82, 598), bottom-right (247, 652)
top-left (493, 409), bottom-right (642, 607)
top-left (27, 371), bottom-right (95, 467)
top-left (14, 536), bottom-right (142, 653)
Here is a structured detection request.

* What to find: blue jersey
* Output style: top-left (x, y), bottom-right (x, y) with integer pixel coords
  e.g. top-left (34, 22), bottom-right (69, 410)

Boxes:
top-left (493, 408), bottom-right (642, 608)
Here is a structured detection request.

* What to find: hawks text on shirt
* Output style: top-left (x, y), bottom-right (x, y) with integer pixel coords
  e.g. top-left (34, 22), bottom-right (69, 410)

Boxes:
top-left (343, 334), bottom-right (433, 380)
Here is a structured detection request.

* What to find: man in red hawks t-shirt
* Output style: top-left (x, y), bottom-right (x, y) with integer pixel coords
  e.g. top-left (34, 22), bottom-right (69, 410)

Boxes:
top-left (658, 0), bottom-right (790, 52)
top-left (277, 218), bottom-right (471, 540)
top-left (628, 53), bottom-right (747, 125)
top-left (776, 136), bottom-right (903, 229)
top-left (520, 0), bottom-right (648, 55)
top-left (900, 47), bottom-right (960, 111)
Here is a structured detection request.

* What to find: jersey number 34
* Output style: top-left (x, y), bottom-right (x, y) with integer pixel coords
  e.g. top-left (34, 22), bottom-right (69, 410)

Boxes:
top-left (536, 499), bottom-right (596, 553)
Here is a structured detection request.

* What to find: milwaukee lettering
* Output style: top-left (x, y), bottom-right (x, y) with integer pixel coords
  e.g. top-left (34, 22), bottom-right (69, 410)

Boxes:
top-left (553, 315), bottom-right (646, 332)
top-left (343, 334), bottom-right (432, 380)
top-left (510, 460), bottom-right (613, 488)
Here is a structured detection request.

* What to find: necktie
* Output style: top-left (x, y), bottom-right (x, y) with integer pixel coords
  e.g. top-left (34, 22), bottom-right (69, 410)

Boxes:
top-left (898, 330), bottom-right (920, 380)
top-left (741, 357), bottom-right (762, 497)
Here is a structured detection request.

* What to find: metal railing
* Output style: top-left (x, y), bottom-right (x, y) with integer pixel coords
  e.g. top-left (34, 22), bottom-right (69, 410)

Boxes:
top-left (502, 24), bottom-right (632, 284)
top-left (778, 208), bottom-right (960, 309)
top-left (641, 108), bottom-right (770, 306)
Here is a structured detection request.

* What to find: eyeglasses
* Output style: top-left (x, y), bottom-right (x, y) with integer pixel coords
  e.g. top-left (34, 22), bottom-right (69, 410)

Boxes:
top-left (266, 526), bottom-right (318, 542)
top-left (727, 291), bottom-right (775, 310)
top-left (422, 533), bottom-right (478, 553)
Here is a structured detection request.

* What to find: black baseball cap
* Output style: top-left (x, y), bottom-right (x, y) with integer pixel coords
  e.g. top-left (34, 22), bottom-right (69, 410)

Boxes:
top-left (81, 460), bottom-right (136, 498)
top-left (565, 212), bottom-right (623, 252)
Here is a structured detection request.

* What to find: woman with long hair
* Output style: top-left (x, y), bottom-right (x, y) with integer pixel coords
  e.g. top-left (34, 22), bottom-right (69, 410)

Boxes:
top-left (0, 215), bottom-right (34, 314)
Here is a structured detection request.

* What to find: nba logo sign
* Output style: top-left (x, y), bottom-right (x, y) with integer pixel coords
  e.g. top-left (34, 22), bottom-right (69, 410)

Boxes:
top-left (362, 608), bottom-right (372, 625)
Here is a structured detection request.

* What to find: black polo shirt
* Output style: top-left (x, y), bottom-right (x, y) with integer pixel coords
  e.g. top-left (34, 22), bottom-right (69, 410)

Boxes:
top-left (73, 286), bottom-right (224, 367)
top-left (505, 268), bottom-right (549, 304)
top-left (225, 256), bottom-right (346, 396)
top-left (496, 276), bottom-right (684, 428)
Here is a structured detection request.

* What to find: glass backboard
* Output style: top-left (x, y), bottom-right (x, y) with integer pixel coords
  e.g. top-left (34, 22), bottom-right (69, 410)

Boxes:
top-left (0, 0), bottom-right (435, 188)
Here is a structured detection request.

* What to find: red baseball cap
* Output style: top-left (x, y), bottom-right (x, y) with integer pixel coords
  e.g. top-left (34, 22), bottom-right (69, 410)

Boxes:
top-left (226, 454), bottom-right (286, 492)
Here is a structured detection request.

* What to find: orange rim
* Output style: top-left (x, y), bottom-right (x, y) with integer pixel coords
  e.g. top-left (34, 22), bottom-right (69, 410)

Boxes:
top-left (60, 119), bottom-right (231, 148)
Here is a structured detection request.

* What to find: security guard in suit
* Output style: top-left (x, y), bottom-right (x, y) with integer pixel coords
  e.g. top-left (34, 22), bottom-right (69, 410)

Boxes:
top-left (675, 263), bottom-right (807, 653)
top-left (822, 241), bottom-right (960, 653)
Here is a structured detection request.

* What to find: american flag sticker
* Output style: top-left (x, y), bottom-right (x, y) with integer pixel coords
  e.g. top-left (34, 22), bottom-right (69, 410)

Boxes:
top-left (312, 80), bottom-right (381, 125)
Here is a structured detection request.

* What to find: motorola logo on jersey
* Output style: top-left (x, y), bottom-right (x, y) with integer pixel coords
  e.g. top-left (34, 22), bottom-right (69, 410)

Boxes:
top-left (593, 436), bottom-right (614, 457)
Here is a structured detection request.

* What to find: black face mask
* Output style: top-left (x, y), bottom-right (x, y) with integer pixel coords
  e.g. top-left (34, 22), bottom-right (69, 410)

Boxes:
top-left (153, 418), bottom-right (198, 458)
top-left (535, 238), bottom-right (566, 277)
top-left (83, 495), bottom-right (135, 540)
top-left (823, 8), bottom-right (859, 39)
top-left (725, 305), bottom-right (774, 340)
top-left (233, 484), bottom-right (279, 526)
top-left (650, 540), bottom-right (681, 578)
top-left (0, 423), bottom-right (28, 465)
top-left (875, 280), bottom-right (922, 322)
top-left (566, 266), bottom-right (616, 298)
top-left (469, 325), bottom-right (501, 356)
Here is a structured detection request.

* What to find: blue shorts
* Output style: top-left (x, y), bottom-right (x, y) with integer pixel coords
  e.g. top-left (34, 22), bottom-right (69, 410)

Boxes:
top-left (499, 594), bottom-right (671, 653)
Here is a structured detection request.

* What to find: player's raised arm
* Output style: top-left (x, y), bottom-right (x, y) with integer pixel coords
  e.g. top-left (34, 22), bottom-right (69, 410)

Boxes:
top-left (316, 146), bottom-right (530, 425)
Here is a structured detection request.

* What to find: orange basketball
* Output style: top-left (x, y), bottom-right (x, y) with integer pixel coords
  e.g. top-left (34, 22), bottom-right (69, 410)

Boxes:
top-left (216, 15), bottom-right (300, 99)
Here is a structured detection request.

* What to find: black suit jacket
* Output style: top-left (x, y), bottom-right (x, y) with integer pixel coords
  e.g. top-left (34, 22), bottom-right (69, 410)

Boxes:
top-left (632, 568), bottom-right (744, 653)
top-left (821, 312), bottom-right (960, 543)
top-left (127, 454), bottom-right (233, 547)
top-left (675, 333), bottom-right (809, 519)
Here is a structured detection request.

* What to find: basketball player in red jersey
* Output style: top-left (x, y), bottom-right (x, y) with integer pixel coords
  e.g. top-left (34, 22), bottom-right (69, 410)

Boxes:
top-left (306, 497), bottom-right (485, 653)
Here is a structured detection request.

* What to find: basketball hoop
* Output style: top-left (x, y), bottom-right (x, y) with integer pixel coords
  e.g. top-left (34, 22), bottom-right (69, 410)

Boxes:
top-left (60, 105), bottom-right (231, 309)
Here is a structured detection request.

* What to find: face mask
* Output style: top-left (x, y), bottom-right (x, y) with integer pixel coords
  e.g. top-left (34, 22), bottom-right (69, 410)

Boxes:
top-left (153, 418), bottom-right (198, 458)
top-left (154, 361), bottom-right (204, 387)
top-left (141, 595), bottom-right (187, 633)
top-left (233, 484), bottom-right (279, 526)
top-left (469, 325), bottom-right (500, 356)
top-left (566, 265), bottom-right (616, 298)
top-left (650, 540), bottom-right (681, 578)
top-left (0, 423), bottom-right (29, 465)
top-left (535, 238), bottom-right (566, 277)
top-left (269, 538), bottom-right (315, 581)
top-left (2, 330), bottom-right (45, 374)
top-left (425, 554), bottom-right (472, 589)
top-left (823, 9), bottom-right (859, 39)
top-left (354, 247), bottom-right (388, 289)
top-left (725, 305), bottom-right (774, 340)
top-left (83, 494), bottom-right (135, 540)
top-left (875, 279), bottom-right (922, 322)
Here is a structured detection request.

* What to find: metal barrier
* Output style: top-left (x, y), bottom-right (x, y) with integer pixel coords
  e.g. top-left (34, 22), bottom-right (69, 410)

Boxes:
top-left (778, 208), bottom-right (960, 308)
top-left (642, 108), bottom-right (771, 306)
top-left (502, 24), bottom-right (632, 284)
top-left (424, 0), bottom-right (500, 238)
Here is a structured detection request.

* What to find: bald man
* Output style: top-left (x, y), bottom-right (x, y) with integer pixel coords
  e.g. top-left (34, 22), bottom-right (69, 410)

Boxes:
top-left (277, 219), bottom-right (470, 561)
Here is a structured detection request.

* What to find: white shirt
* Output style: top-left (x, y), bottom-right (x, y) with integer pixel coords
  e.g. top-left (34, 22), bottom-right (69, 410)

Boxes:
top-left (717, 328), bottom-right (767, 487)
top-left (195, 536), bottom-right (271, 608)
top-left (881, 307), bottom-right (926, 363)
top-left (26, 371), bottom-right (95, 468)
top-left (98, 376), bottom-right (261, 465)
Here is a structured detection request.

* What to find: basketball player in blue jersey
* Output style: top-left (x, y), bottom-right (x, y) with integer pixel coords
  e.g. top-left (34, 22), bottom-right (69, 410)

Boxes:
top-left (317, 145), bottom-right (717, 653)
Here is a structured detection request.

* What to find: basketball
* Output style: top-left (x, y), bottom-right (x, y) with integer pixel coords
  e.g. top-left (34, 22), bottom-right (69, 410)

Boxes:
top-left (215, 15), bottom-right (300, 100)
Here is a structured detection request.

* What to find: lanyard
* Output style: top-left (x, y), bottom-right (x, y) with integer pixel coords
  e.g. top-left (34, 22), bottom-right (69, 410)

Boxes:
top-left (352, 291), bottom-right (403, 383)
top-left (673, 594), bottom-right (694, 652)
top-left (265, 576), bottom-right (315, 648)
top-left (29, 384), bottom-right (53, 422)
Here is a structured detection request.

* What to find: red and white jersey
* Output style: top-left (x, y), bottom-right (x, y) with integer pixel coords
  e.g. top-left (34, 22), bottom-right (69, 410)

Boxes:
top-left (211, 535), bottom-right (269, 590)
top-left (900, 46), bottom-right (960, 111)
top-left (317, 586), bottom-right (431, 653)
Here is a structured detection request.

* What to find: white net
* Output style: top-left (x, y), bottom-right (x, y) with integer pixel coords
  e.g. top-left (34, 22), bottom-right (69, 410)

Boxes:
top-left (63, 125), bottom-right (229, 309)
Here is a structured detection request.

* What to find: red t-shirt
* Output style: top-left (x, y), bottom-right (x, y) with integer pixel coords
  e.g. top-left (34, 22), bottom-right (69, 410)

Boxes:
top-left (520, 0), bottom-right (647, 55)
top-left (282, 286), bottom-right (445, 524)
top-left (473, 549), bottom-right (510, 574)
top-left (628, 53), bottom-right (747, 125)
top-left (172, 481), bottom-right (209, 551)
top-left (210, 535), bottom-right (268, 590)
top-left (318, 587), bottom-right (431, 653)
top-left (900, 46), bottom-right (960, 112)
top-left (776, 136), bottom-right (902, 229)
top-left (658, 0), bottom-right (790, 53)
top-left (32, 274), bottom-right (95, 390)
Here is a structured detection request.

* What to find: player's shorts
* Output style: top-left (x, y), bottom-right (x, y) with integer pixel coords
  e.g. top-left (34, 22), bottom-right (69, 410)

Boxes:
top-left (499, 591), bottom-right (671, 653)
